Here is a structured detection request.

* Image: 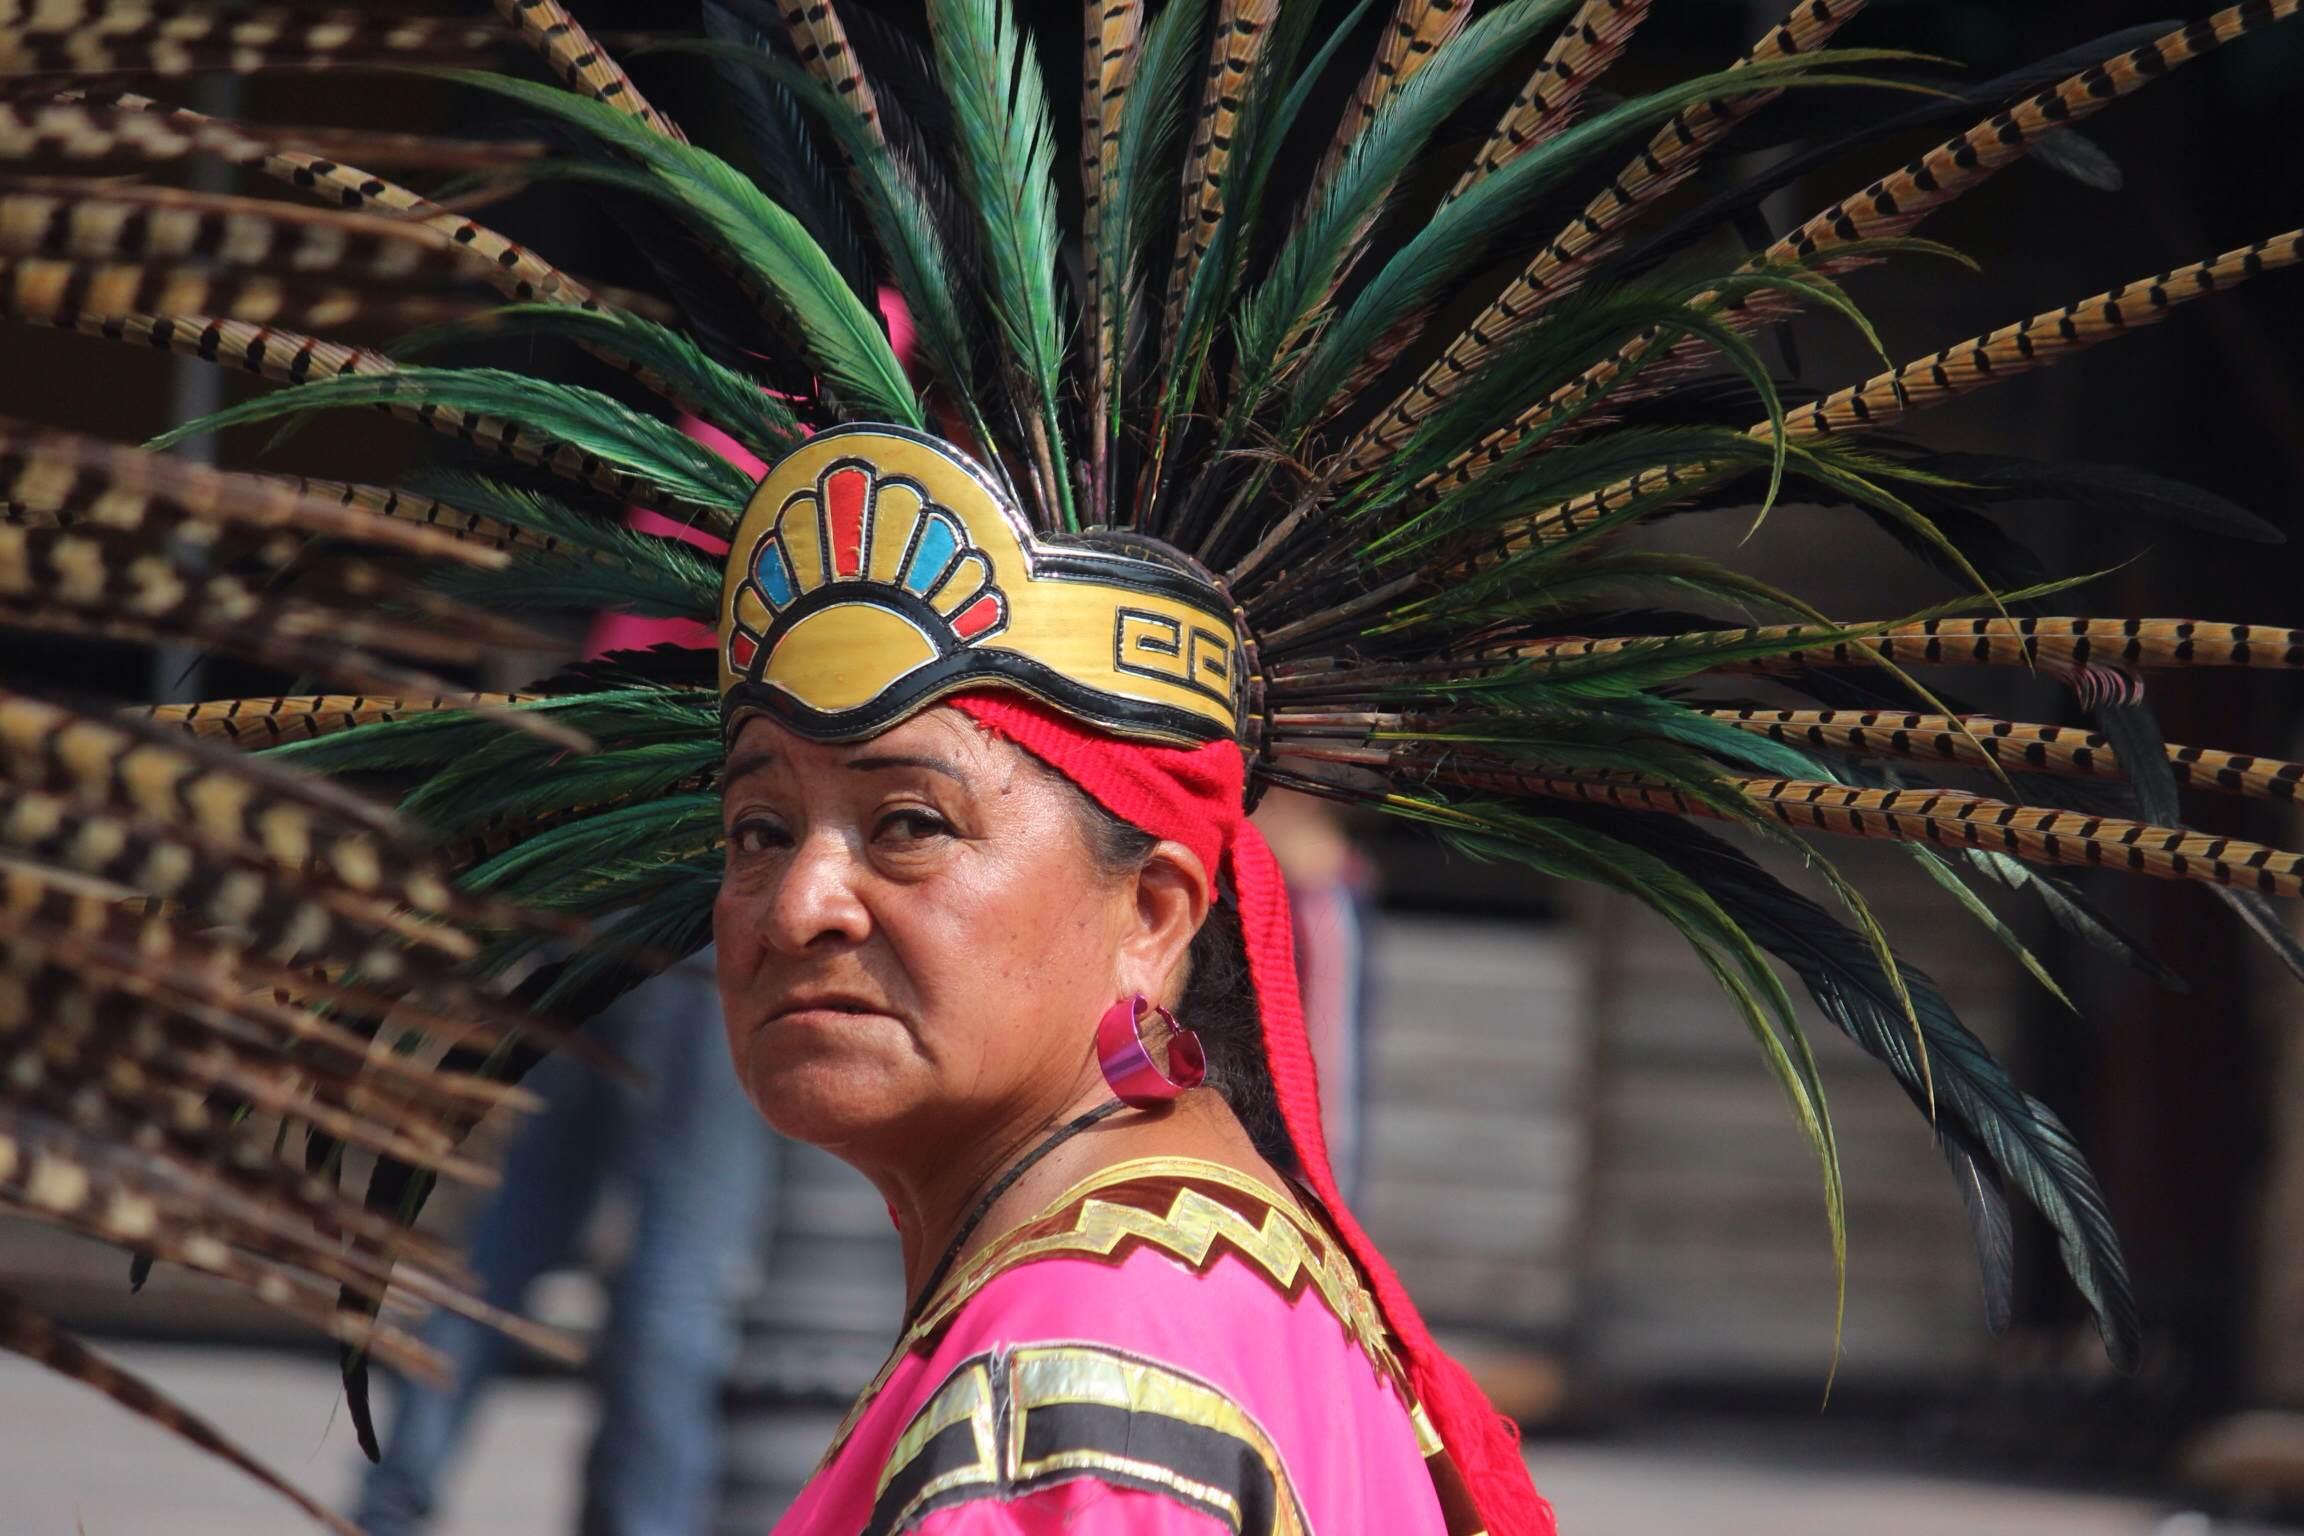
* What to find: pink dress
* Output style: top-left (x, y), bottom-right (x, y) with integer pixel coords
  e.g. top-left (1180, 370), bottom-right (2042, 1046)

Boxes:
top-left (773, 1157), bottom-right (1482, 1535)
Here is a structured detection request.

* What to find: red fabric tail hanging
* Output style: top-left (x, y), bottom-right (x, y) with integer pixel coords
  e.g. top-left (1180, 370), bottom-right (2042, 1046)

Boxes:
top-left (950, 690), bottom-right (1556, 1536)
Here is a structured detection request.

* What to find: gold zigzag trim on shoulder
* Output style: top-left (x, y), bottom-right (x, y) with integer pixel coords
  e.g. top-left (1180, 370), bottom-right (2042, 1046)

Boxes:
top-left (918, 1157), bottom-right (1400, 1377)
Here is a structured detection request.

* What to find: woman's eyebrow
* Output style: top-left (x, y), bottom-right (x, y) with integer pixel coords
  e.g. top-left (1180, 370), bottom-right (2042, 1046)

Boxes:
top-left (845, 752), bottom-right (967, 784)
top-left (724, 750), bottom-right (778, 785)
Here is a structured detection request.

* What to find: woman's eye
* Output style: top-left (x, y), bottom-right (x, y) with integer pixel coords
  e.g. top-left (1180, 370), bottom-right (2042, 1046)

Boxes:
top-left (728, 817), bottom-right (789, 855)
top-left (876, 808), bottom-right (951, 843)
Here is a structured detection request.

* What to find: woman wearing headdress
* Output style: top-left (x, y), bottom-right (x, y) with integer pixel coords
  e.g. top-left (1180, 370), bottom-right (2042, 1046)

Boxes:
top-left (713, 427), bottom-right (1533, 1535)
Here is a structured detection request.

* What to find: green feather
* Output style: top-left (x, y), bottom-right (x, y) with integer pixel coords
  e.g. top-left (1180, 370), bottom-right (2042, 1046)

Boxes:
top-left (638, 39), bottom-right (1005, 482)
top-left (430, 548), bottom-right (716, 623)
top-left (1465, 550), bottom-right (1832, 623)
top-left (924, 0), bottom-right (1073, 529)
top-left (1679, 835), bottom-right (2137, 1368)
top-left (144, 366), bottom-right (755, 517)
top-left (438, 70), bottom-right (920, 428)
top-left (462, 794), bottom-right (723, 900)
top-left (1284, 57), bottom-right (1929, 440)
top-left (1378, 791), bottom-right (1846, 1348)
top-left (268, 689), bottom-right (716, 775)
top-left (393, 303), bottom-right (801, 466)
top-left (408, 738), bottom-right (723, 837)
top-left (409, 475), bottom-right (721, 621)
top-left (696, 1), bottom-right (877, 301)
top-left (1099, 0), bottom-right (1203, 490)
top-left (1232, 0), bottom-right (1579, 419)
top-left (533, 866), bottom-right (721, 1010)
top-left (1906, 846), bottom-right (2078, 1012)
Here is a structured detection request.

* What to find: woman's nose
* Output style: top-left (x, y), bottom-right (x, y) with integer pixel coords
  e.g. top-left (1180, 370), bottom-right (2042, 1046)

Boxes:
top-left (760, 830), bottom-right (872, 954)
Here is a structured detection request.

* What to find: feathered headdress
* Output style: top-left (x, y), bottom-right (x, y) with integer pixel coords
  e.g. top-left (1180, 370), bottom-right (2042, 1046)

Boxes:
top-left (2, 0), bottom-right (2302, 1525)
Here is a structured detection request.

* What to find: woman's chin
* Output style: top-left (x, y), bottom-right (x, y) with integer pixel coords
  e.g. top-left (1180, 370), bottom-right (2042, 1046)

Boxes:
top-left (736, 1045), bottom-right (921, 1149)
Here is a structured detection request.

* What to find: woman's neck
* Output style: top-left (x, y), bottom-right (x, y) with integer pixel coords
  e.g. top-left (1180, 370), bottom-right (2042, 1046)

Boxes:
top-left (869, 1085), bottom-right (1282, 1316)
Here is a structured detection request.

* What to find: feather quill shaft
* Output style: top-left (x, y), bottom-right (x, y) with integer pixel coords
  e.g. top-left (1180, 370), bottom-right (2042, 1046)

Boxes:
top-left (1495, 768), bottom-right (2304, 897)
top-left (109, 84), bottom-right (728, 418)
top-left (0, 422), bottom-right (505, 565)
top-left (0, 7), bottom-right (505, 78)
top-left (775, 0), bottom-right (889, 157)
top-left (1, 255), bottom-right (483, 332)
top-left (1082, 0), bottom-right (1142, 522)
top-left (0, 1290), bottom-right (359, 1536)
top-left (143, 693), bottom-right (544, 748)
top-left (254, 477), bottom-right (558, 558)
top-left (1468, 229), bottom-right (2303, 557)
top-left (1786, 230), bottom-right (2304, 440)
top-left (1444, 0), bottom-right (1651, 202)
top-left (491, 0), bottom-right (688, 144)
top-left (1343, 0), bottom-right (1864, 474)
top-left (1706, 708), bottom-right (2304, 802)
top-left (1309, 0), bottom-right (1473, 197)
top-left (79, 93), bottom-right (602, 308)
top-left (0, 101), bottom-right (542, 168)
top-left (1162, 0), bottom-right (1277, 353)
top-left (1769, 0), bottom-right (2301, 273)
top-left (1439, 0), bottom-right (2299, 498)
top-left (1491, 619), bottom-right (2304, 675)
top-left (0, 180), bottom-right (502, 282)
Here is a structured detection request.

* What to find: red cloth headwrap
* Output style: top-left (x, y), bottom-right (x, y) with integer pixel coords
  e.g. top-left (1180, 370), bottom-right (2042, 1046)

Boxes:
top-left (950, 691), bottom-right (1555, 1536)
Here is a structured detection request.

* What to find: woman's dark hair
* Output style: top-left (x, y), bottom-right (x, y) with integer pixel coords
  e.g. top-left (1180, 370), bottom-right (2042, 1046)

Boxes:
top-left (1061, 775), bottom-right (1294, 1170)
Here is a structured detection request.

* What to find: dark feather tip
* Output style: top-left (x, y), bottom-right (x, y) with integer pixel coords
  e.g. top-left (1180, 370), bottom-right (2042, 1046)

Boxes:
top-left (1940, 1129), bottom-right (2015, 1334)
top-left (341, 1343), bottom-right (380, 1463)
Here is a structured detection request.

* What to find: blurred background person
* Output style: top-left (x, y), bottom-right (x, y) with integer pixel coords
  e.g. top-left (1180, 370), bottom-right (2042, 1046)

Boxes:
top-left (1258, 786), bottom-right (1380, 1202)
top-left (353, 949), bottom-right (776, 1536)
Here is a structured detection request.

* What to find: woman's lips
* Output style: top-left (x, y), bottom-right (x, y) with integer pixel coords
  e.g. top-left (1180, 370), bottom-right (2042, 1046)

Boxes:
top-left (761, 996), bottom-right (892, 1029)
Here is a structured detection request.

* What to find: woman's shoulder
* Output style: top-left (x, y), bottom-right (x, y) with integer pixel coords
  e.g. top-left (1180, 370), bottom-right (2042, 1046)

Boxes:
top-left (850, 1158), bottom-right (1461, 1536)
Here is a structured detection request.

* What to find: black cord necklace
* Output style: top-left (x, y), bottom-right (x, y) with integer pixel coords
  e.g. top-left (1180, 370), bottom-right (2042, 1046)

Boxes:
top-left (902, 1098), bottom-right (1127, 1329)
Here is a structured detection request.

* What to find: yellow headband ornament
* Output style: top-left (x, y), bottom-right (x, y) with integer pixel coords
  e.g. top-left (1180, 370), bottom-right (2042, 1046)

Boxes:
top-left (718, 426), bottom-right (1245, 746)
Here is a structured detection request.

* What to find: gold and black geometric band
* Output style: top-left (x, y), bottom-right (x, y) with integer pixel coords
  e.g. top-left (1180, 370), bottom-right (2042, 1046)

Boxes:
top-left (719, 426), bottom-right (1246, 747)
top-left (865, 1342), bottom-right (1309, 1536)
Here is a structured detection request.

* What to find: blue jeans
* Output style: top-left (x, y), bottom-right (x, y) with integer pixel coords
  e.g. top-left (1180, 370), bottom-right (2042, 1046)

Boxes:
top-left (353, 949), bottom-right (775, 1536)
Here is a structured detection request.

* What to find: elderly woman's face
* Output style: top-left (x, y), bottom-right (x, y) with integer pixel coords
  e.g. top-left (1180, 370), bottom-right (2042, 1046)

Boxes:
top-left (714, 708), bottom-right (1136, 1154)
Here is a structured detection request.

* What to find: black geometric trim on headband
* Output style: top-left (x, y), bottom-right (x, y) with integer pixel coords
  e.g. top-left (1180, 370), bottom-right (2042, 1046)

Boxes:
top-left (721, 641), bottom-right (1241, 746)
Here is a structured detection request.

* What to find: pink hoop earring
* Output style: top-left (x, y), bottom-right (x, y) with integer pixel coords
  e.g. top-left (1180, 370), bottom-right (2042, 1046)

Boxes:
top-left (1096, 994), bottom-right (1206, 1107)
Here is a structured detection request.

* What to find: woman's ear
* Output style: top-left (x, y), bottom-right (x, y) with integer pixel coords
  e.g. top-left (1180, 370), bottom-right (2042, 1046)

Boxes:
top-left (1118, 840), bottom-right (1212, 1005)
